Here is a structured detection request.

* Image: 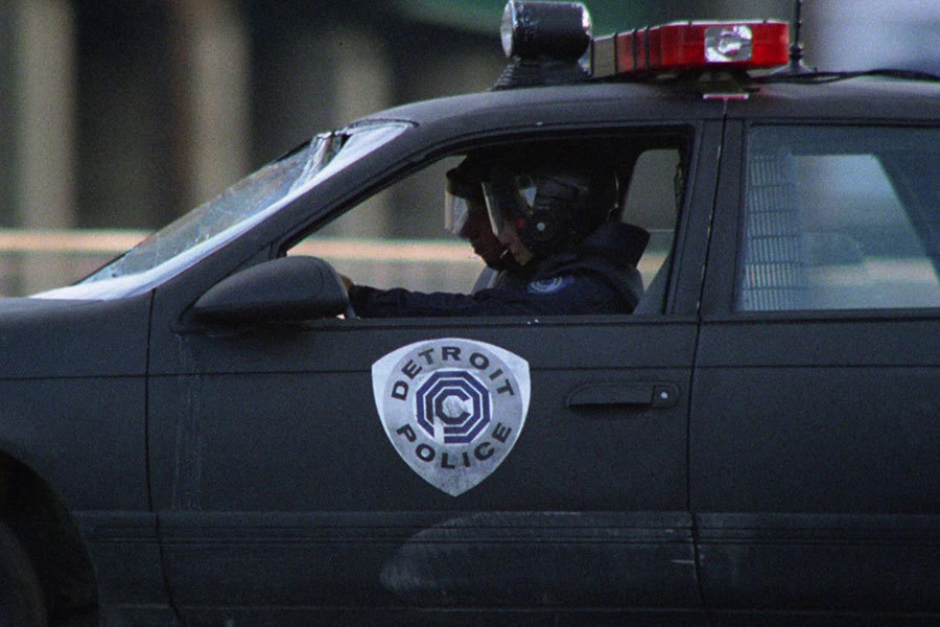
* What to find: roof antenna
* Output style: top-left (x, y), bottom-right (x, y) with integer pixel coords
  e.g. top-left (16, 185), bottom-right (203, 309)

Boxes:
top-left (776, 0), bottom-right (816, 74)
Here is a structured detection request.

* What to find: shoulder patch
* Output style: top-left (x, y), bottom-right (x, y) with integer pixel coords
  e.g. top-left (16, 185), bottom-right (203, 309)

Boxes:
top-left (527, 276), bottom-right (574, 295)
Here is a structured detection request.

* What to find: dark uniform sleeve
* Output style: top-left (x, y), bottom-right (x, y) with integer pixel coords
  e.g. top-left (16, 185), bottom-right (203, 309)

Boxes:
top-left (348, 274), bottom-right (631, 318)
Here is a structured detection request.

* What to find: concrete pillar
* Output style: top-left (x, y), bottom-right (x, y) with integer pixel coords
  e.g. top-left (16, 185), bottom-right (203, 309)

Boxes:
top-left (12, 0), bottom-right (77, 294)
top-left (319, 26), bottom-right (394, 238)
top-left (170, 0), bottom-right (251, 208)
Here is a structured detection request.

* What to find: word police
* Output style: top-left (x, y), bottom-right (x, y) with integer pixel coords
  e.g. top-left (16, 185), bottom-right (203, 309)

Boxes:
top-left (389, 344), bottom-right (517, 400)
top-left (394, 420), bottom-right (513, 469)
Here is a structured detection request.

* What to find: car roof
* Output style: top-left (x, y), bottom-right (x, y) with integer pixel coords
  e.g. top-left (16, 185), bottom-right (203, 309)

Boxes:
top-left (728, 76), bottom-right (940, 121)
top-left (361, 80), bottom-right (724, 131)
top-left (360, 74), bottom-right (939, 134)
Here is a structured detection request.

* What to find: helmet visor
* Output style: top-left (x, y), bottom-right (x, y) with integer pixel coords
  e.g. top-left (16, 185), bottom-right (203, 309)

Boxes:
top-left (444, 165), bottom-right (488, 236)
top-left (483, 172), bottom-right (545, 237)
top-left (444, 189), bottom-right (472, 236)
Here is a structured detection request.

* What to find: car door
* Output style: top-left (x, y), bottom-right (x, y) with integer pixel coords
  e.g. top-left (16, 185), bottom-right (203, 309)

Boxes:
top-left (145, 125), bottom-right (720, 625)
top-left (692, 121), bottom-right (940, 618)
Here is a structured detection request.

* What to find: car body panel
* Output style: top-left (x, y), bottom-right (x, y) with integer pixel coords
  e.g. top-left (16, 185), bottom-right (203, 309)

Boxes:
top-left (0, 295), bottom-right (168, 617)
top-left (150, 324), bottom-right (699, 618)
top-left (691, 112), bottom-right (940, 614)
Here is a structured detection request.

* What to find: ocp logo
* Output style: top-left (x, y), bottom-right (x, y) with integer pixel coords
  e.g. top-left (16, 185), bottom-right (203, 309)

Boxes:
top-left (372, 338), bottom-right (531, 496)
top-left (415, 370), bottom-right (491, 444)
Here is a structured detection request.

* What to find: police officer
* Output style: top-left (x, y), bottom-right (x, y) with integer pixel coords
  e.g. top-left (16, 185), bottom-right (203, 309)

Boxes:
top-left (345, 152), bottom-right (649, 317)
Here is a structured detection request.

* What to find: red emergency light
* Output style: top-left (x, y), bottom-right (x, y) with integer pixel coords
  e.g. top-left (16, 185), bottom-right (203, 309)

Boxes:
top-left (593, 21), bottom-right (790, 78)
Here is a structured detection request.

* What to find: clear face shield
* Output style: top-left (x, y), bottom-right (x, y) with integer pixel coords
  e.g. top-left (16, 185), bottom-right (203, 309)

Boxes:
top-left (444, 167), bottom-right (488, 237)
top-left (482, 173), bottom-right (539, 238)
top-left (443, 191), bottom-right (471, 237)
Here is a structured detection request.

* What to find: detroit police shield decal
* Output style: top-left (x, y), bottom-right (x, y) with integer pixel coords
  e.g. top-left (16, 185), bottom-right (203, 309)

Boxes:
top-left (372, 338), bottom-right (531, 496)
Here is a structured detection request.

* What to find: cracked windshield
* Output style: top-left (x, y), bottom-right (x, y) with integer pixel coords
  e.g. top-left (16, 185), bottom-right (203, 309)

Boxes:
top-left (56, 122), bottom-right (409, 299)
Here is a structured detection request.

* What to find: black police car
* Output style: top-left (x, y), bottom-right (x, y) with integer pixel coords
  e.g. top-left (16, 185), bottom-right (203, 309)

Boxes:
top-left (1, 2), bottom-right (938, 626)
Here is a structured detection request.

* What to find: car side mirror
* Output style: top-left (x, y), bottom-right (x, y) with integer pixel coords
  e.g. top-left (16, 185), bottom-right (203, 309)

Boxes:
top-left (192, 256), bottom-right (351, 324)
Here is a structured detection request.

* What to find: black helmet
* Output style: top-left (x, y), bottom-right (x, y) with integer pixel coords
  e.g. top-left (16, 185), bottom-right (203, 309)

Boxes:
top-left (482, 156), bottom-right (616, 256)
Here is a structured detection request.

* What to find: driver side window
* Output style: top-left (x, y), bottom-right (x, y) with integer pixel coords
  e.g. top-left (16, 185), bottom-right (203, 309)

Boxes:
top-left (288, 137), bottom-right (687, 318)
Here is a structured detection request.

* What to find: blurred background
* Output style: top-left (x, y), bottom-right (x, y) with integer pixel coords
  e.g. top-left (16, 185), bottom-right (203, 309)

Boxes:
top-left (1, 0), bottom-right (937, 295)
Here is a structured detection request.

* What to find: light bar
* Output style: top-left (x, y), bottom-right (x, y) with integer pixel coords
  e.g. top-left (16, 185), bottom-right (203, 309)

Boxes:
top-left (593, 20), bottom-right (789, 77)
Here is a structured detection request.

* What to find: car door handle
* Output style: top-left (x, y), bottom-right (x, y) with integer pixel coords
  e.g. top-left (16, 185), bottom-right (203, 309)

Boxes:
top-left (566, 382), bottom-right (679, 409)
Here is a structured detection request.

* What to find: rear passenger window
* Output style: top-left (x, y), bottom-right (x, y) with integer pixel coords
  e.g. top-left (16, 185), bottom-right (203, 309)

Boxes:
top-left (736, 126), bottom-right (940, 311)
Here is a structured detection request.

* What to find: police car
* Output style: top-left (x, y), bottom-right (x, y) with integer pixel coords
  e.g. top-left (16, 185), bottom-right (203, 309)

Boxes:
top-left (1, 2), bottom-right (938, 626)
